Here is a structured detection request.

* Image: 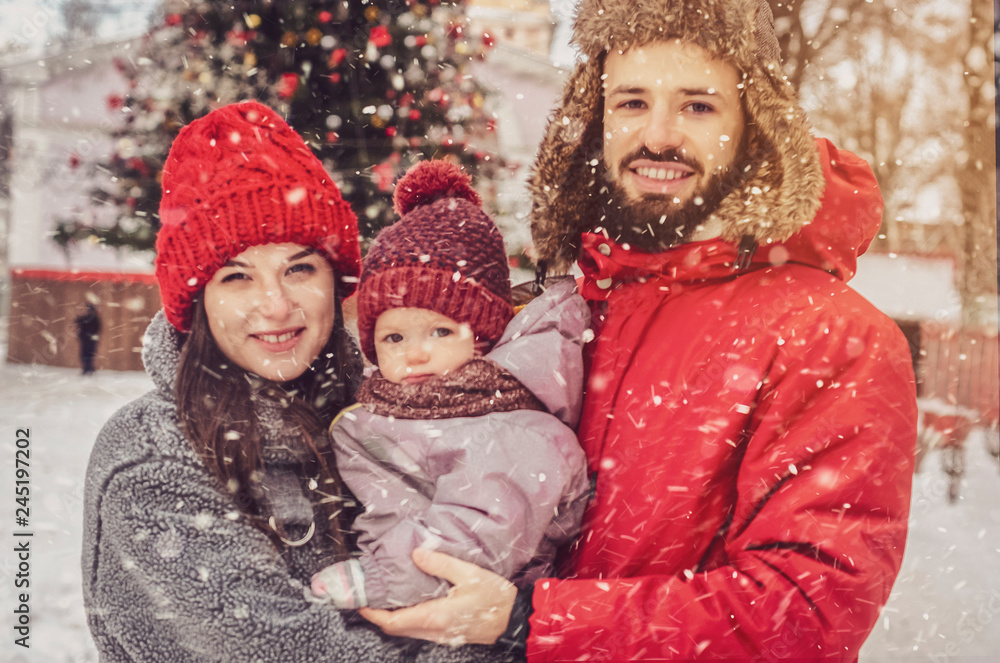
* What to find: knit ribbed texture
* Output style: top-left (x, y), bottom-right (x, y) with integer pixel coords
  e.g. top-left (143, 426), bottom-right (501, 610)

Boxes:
top-left (155, 101), bottom-right (361, 332)
top-left (357, 357), bottom-right (545, 420)
top-left (356, 161), bottom-right (512, 363)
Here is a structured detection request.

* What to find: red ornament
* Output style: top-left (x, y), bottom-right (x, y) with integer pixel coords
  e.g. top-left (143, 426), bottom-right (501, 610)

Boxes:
top-left (414, 35), bottom-right (427, 47)
top-left (385, 126), bottom-right (397, 137)
top-left (226, 29), bottom-right (253, 46)
top-left (408, 109), bottom-right (421, 121)
top-left (278, 73), bottom-right (299, 99)
top-left (328, 73), bottom-right (342, 84)
top-left (372, 155), bottom-right (400, 193)
top-left (319, 10), bottom-right (333, 23)
top-left (127, 157), bottom-right (151, 178)
top-left (106, 94), bottom-right (124, 111)
top-left (326, 132), bottom-right (340, 144)
top-left (165, 13), bottom-right (182, 27)
top-left (369, 26), bottom-right (392, 49)
top-left (328, 48), bottom-right (347, 68)
top-left (482, 32), bottom-right (495, 49)
top-left (447, 22), bottom-right (464, 39)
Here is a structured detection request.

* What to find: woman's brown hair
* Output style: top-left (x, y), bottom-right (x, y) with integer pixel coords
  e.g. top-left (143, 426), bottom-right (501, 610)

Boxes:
top-left (175, 286), bottom-right (361, 559)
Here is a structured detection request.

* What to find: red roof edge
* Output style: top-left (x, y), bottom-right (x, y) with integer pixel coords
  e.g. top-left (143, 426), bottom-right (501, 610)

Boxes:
top-left (10, 268), bottom-right (158, 285)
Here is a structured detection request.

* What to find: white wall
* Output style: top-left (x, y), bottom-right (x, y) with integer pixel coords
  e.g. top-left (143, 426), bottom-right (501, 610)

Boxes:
top-left (852, 252), bottom-right (961, 323)
top-left (5, 40), bottom-right (151, 271)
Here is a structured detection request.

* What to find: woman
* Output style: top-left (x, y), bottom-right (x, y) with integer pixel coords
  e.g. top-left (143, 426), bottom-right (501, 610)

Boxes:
top-left (81, 101), bottom-right (512, 662)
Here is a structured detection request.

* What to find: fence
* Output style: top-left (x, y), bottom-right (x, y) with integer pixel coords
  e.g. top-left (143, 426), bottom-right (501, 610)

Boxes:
top-left (7, 269), bottom-right (160, 372)
top-left (917, 320), bottom-right (1000, 426)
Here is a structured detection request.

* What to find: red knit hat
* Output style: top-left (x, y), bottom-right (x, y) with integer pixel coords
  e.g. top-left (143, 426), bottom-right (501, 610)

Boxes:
top-left (356, 160), bottom-right (513, 363)
top-left (154, 101), bottom-right (361, 332)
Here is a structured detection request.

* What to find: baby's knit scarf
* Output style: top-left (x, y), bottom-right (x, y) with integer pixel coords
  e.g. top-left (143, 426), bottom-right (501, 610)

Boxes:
top-left (356, 357), bottom-right (544, 420)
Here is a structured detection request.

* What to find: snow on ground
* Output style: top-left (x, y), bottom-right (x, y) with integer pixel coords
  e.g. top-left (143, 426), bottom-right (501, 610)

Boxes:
top-left (0, 363), bottom-right (152, 663)
top-left (0, 361), bottom-right (998, 662)
top-left (861, 426), bottom-right (1000, 662)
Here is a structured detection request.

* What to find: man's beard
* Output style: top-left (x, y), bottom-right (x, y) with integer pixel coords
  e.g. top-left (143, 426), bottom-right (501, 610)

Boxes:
top-left (596, 147), bottom-right (746, 252)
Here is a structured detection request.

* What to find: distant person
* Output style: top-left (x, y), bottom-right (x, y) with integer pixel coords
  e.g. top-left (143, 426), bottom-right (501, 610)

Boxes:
top-left (74, 301), bottom-right (101, 375)
top-left (309, 160), bottom-right (590, 611)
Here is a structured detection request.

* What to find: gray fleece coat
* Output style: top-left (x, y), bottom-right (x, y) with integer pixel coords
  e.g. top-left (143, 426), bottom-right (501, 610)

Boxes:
top-left (331, 278), bottom-right (592, 608)
top-left (81, 310), bottom-right (516, 663)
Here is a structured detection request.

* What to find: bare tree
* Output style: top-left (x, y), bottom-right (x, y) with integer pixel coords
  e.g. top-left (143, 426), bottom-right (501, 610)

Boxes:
top-left (957, 0), bottom-right (997, 328)
top-left (766, 0), bottom-right (906, 91)
top-left (0, 73), bottom-right (12, 344)
top-left (800, 3), bottom-right (963, 255)
top-left (770, 1), bottom-right (993, 292)
top-left (61, 0), bottom-right (101, 44)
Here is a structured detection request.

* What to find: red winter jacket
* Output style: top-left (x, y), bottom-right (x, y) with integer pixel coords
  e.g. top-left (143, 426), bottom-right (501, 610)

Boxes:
top-left (527, 139), bottom-right (917, 661)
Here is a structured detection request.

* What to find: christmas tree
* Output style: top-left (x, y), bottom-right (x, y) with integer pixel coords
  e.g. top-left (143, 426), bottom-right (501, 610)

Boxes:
top-left (54, 0), bottom-right (504, 254)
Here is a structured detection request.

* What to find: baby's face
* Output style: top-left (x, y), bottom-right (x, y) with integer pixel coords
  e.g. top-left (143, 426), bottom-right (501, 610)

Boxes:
top-left (373, 308), bottom-right (476, 385)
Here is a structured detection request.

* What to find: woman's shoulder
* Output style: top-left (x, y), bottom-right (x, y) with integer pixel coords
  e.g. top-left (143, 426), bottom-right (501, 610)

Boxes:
top-left (88, 389), bottom-right (197, 481)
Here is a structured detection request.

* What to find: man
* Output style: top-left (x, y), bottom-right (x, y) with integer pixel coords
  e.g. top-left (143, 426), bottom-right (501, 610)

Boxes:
top-left (362, 0), bottom-right (917, 659)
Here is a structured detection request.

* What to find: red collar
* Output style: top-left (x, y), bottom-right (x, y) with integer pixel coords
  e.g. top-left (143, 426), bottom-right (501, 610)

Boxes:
top-left (578, 233), bottom-right (743, 300)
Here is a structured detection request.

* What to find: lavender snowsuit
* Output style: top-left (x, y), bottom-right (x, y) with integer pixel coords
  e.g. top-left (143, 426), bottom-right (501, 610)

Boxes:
top-left (330, 278), bottom-right (591, 609)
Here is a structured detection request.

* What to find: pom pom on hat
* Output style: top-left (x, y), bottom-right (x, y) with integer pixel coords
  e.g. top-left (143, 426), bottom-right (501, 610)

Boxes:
top-left (357, 160), bottom-right (512, 364)
top-left (154, 101), bottom-right (360, 332)
top-left (393, 160), bottom-right (482, 216)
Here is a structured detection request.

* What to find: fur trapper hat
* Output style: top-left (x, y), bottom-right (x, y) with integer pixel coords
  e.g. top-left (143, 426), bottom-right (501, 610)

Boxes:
top-left (528, 0), bottom-right (825, 273)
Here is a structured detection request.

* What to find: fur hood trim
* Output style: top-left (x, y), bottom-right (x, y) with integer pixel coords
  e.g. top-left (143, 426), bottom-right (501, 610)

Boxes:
top-left (529, 0), bottom-right (826, 273)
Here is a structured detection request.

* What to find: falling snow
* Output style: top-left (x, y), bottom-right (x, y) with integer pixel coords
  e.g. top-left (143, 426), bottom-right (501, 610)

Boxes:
top-left (0, 361), bottom-right (998, 661)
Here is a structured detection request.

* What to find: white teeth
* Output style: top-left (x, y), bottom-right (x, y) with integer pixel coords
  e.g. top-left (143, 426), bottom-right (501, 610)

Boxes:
top-left (257, 331), bottom-right (297, 344)
top-left (637, 167), bottom-right (684, 181)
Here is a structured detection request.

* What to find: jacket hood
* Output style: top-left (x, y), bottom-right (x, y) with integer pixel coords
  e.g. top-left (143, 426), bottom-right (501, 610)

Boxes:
top-left (578, 138), bottom-right (882, 297)
top-left (529, 0), bottom-right (825, 273)
top-left (487, 277), bottom-right (590, 428)
top-left (141, 310), bottom-right (184, 396)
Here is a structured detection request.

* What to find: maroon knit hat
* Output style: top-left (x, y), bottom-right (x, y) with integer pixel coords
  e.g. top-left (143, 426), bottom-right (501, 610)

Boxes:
top-left (356, 160), bottom-right (513, 363)
top-left (154, 101), bottom-right (361, 332)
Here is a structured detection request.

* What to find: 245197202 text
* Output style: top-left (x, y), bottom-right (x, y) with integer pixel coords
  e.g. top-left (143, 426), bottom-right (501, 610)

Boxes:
top-left (13, 427), bottom-right (32, 649)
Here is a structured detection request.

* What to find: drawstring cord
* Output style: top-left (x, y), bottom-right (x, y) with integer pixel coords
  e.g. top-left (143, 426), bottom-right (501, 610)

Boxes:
top-left (735, 236), bottom-right (758, 273)
top-left (531, 260), bottom-right (549, 296)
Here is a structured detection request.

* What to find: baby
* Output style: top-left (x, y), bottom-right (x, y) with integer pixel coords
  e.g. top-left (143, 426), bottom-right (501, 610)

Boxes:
top-left (310, 160), bottom-right (591, 609)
